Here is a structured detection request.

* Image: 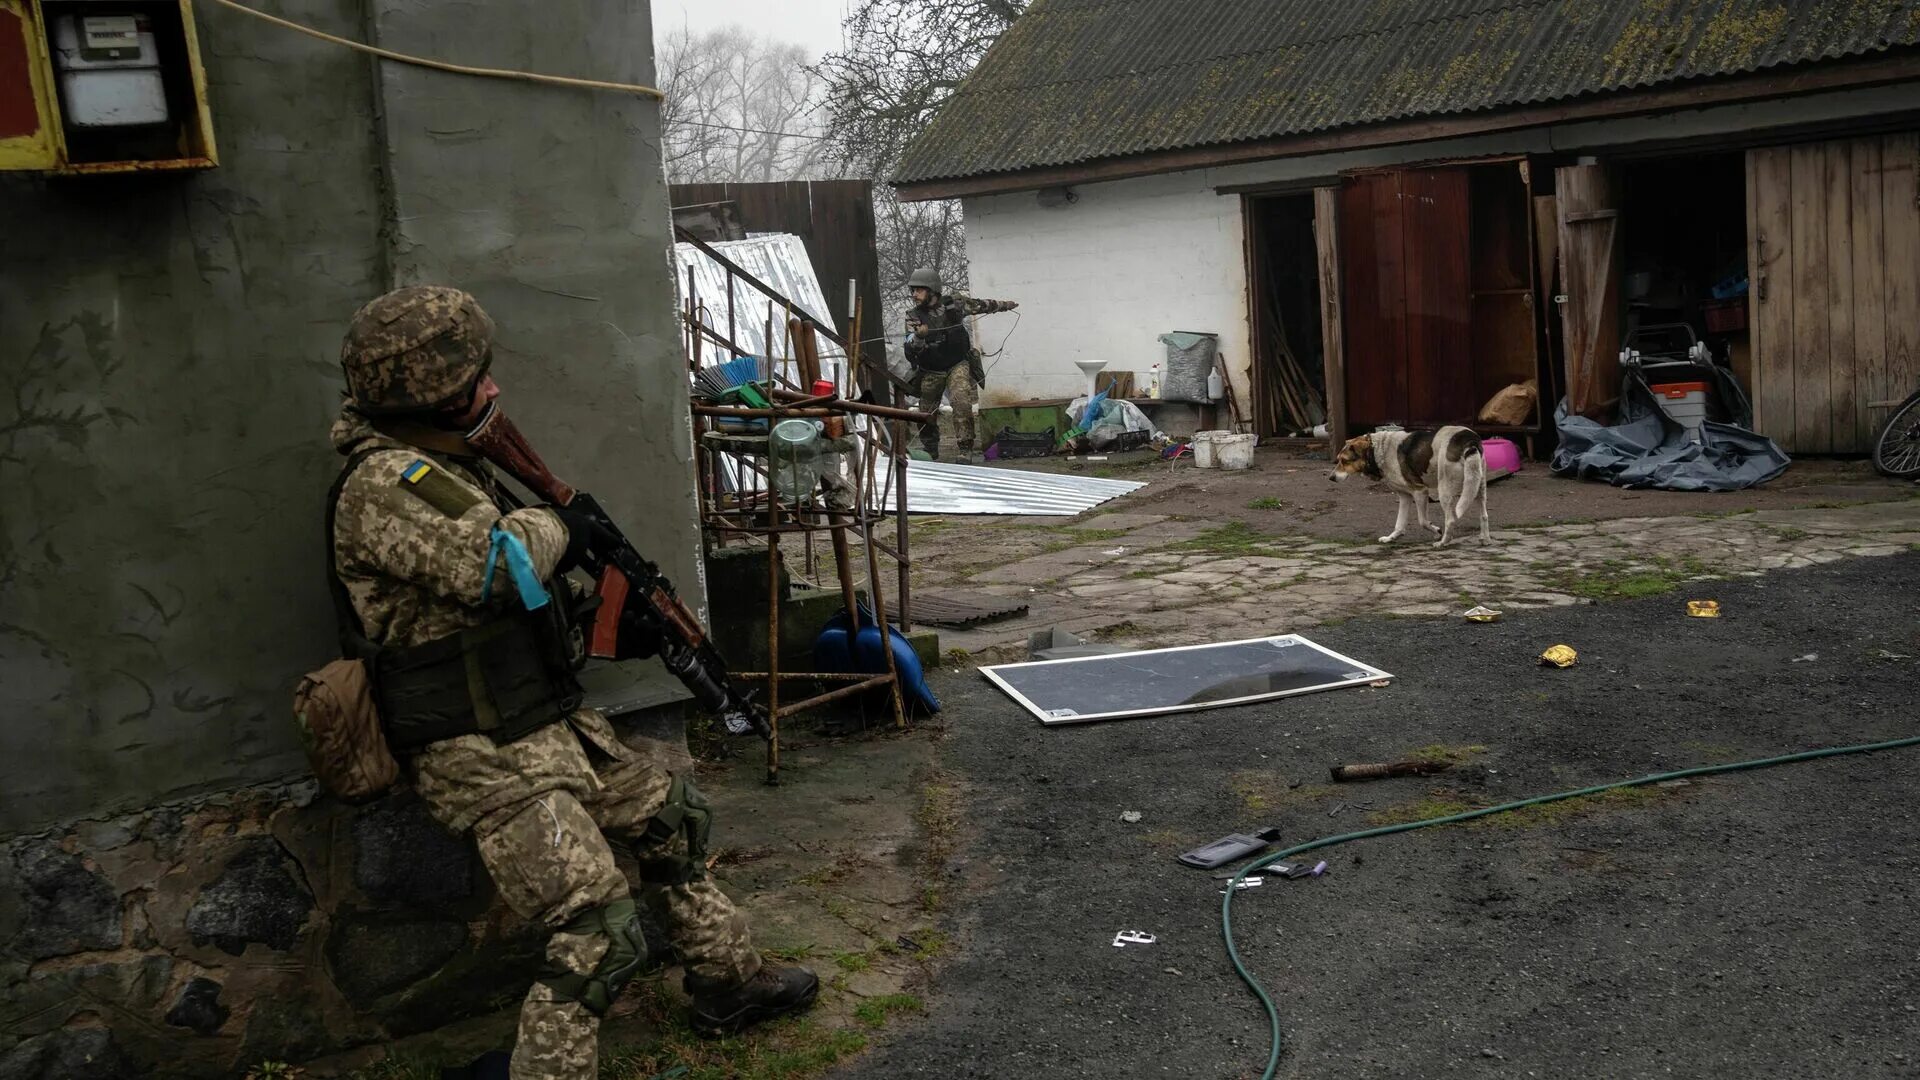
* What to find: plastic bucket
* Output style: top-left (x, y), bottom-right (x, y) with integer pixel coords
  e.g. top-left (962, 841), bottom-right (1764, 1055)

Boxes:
top-left (1192, 429), bottom-right (1229, 469)
top-left (1214, 433), bottom-right (1256, 471)
top-left (1481, 436), bottom-right (1522, 476)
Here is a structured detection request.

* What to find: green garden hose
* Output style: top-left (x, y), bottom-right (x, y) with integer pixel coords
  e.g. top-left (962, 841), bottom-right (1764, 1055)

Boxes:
top-left (1221, 734), bottom-right (1920, 1080)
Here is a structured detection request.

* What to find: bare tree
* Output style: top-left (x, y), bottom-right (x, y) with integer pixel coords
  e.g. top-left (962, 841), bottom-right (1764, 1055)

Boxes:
top-left (815, 0), bottom-right (1027, 328)
top-left (658, 26), bottom-right (832, 185)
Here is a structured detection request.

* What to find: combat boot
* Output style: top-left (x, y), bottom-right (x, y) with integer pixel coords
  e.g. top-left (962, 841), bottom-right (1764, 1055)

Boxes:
top-left (689, 965), bottom-right (820, 1035)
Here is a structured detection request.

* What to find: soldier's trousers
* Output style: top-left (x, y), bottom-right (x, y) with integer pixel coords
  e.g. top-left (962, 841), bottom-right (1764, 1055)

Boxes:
top-left (914, 363), bottom-right (978, 453)
top-left (461, 739), bottom-right (760, 1080)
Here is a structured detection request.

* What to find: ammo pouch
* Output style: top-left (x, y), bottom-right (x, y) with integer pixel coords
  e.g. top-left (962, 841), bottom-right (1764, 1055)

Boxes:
top-left (366, 593), bottom-right (585, 752)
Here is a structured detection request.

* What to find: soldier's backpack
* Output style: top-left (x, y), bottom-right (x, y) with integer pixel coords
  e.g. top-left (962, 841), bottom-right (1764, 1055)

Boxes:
top-left (292, 449), bottom-right (401, 801)
top-left (293, 656), bottom-right (398, 801)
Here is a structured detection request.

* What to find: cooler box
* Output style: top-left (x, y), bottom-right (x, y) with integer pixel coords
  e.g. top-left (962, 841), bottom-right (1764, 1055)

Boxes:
top-left (1650, 381), bottom-right (1709, 442)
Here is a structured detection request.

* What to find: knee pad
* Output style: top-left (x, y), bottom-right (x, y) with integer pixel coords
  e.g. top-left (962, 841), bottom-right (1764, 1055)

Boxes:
top-left (539, 898), bottom-right (647, 1017)
top-left (635, 774), bottom-right (713, 885)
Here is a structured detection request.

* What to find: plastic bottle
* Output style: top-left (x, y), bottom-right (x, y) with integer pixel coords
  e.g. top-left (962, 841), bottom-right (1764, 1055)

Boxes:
top-left (1149, 364), bottom-right (1161, 398)
top-left (1206, 368), bottom-right (1224, 401)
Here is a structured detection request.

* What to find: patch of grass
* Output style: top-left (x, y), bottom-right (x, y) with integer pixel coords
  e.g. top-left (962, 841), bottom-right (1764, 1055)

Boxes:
top-left (341, 1058), bottom-right (436, 1080)
top-left (1088, 620), bottom-right (1144, 640)
top-left (1404, 744), bottom-right (1488, 766)
top-left (832, 950), bottom-right (871, 973)
top-left (1228, 772), bottom-right (1334, 814)
top-left (1484, 786), bottom-right (1663, 829)
top-left (1365, 793), bottom-right (1481, 826)
top-left (1549, 554), bottom-right (1717, 601)
top-left (1759, 524), bottom-right (1809, 542)
top-left (761, 944), bottom-right (814, 964)
top-left (792, 854), bottom-right (864, 888)
top-left (245, 1065), bottom-right (305, 1080)
top-left (853, 993), bottom-right (926, 1029)
top-left (913, 771), bottom-right (962, 914)
top-left (600, 1013), bottom-right (869, 1080)
top-left (1163, 521), bottom-right (1275, 555)
top-left (896, 927), bottom-right (952, 959)
top-left (1246, 496), bottom-right (1286, 510)
top-left (1366, 783), bottom-right (1682, 830)
top-left (943, 647), bottom-right (972, 666)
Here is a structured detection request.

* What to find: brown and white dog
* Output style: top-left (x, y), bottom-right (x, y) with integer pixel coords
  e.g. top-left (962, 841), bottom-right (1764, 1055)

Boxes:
top-left (1330, 426), bottom-right (1493, 546)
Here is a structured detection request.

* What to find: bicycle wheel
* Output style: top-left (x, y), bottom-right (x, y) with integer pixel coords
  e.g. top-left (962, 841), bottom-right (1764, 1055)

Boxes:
top-left (1873, 389), bottom-right (1920, 478)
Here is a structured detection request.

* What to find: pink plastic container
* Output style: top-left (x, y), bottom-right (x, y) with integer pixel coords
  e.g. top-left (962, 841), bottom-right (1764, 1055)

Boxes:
top-left (1482, 436), bottom-right (1522, 476)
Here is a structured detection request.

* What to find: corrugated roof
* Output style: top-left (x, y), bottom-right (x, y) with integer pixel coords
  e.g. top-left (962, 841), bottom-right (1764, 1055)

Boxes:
top-left (895, 0), bottom-right (1920, 185)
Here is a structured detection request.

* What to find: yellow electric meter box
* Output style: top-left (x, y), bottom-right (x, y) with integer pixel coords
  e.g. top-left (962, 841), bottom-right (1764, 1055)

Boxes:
top-left (0, 0), bottom-right (216, 173)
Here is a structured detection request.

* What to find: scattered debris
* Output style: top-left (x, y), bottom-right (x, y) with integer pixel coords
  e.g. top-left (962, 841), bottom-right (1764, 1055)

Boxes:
top-left (1178, 827), bottom-right (1283, 869)
top-left (1540, 644), bottom-right (1579, 668)
top-left (1112, 930), bottom-right (1156, 948)
top-left (1792, 653), bottom-right (1819, 663)
top-left (1463, 605), bottom-right (1502, 623)
top-left (1163, 967), bottom-right (1184, 976)
top-left (1212, 861), bottom-right (1328, 881)
top-left (1686, 600), bottom-right (1721, 618)
top-left (1220, 877), bottom-right (1266, 893)
top-left (1875, 649), bottom-right (1911, 661)
top-left (1119, 810), bottom-right (1143, 824)
top-left (1331, 759), bottom-right (1456, 783)
top-left (1027, 626), bottom-right (1126, 662)
top-left (1102, 547), bottom-right (1127, 555)
top-left (1327, 802), bottom-right (1348, 817)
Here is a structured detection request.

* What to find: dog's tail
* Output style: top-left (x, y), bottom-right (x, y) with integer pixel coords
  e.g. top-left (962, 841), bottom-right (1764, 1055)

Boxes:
top-left (1455, 443), bottom-right (1485, 524)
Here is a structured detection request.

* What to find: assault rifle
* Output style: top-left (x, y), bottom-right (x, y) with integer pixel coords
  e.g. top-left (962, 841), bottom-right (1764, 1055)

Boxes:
top-left (466, 404), bottom-right (769, 738)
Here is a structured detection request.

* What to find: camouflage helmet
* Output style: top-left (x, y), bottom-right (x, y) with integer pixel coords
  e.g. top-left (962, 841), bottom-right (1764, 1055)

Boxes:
top-left (906, 267), bottom-right (942, 294)
top-left (340, 285), bottom-right (495, 415)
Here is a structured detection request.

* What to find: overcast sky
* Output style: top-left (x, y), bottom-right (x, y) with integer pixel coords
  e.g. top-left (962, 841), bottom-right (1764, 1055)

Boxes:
top-left (654, 0), bottom-right (851, 60)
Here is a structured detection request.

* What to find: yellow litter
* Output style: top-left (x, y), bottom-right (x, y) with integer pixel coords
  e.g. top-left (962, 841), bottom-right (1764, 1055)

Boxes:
top-left (1539, 644), bottom-right (1578, 668)
top-left (1686, 600), bottom-right (1721, 618)
top-left (1463, 606), bottom-right (1502, 623)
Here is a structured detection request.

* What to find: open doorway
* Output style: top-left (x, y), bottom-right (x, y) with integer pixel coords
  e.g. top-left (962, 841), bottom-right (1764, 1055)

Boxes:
top-left (1245, 193), bottom-right (1326, 439)
top-left (1617, 152), bottom-right (1750, 386)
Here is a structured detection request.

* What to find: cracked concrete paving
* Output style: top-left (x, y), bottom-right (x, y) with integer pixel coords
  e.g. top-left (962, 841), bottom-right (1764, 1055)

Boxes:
top-left (913, 495), bottom-right (1920, 664)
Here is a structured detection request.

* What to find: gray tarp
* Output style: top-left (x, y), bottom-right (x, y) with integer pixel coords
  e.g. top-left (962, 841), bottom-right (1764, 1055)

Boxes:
top-left (1551, 368), bottom-right (1790, 491)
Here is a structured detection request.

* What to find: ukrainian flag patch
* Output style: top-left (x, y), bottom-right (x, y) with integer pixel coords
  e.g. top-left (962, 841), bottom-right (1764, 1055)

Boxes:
top-left (396, 457), bottom-right (481, 518)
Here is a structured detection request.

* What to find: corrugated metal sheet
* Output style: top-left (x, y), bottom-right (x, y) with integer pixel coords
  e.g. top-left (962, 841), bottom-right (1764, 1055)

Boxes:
top-left (881, 460), bottom-right (1146, 515)
top-left (895, 0), bottom-right (1920, 185)
top-left (674, 233), bottom-right (848, 386)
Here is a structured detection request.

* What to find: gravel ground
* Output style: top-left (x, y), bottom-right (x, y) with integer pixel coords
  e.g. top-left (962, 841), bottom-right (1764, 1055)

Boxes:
top-left (833, 553), bottom-right (1920, 1079)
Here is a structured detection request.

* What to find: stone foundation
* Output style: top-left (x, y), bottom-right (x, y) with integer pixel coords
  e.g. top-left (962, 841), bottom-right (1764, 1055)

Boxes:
top-left (0, 781), bottom-right (548, 1077)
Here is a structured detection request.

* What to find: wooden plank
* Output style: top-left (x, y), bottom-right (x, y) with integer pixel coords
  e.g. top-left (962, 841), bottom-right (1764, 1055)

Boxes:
top-left (1748, 146), bottom-right (1796, 447)
top-left (1404, 166), bottom-right (1474, 426)
top-left (1314, 186), bottom-right (1347, 451)
top-left (1825, 139), bottom-right (1858, 452)
top-left (1789, 142), bottom-right (1832, 453)
top-left (1555, 164), bottom-right (1622, 420)
top-left (1849, 137), bottom-right (1887, 452)
top-left (1884, 132), bottom-right (1920, 425)
top-left (1532, 194), bottom-right (1561, 407)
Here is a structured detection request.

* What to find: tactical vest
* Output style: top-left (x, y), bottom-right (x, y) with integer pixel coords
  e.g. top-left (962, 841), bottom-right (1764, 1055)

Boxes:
top-left (914, 302), bottom-right (973, 372)
top-left (326, 449), bottom-right (585, 752)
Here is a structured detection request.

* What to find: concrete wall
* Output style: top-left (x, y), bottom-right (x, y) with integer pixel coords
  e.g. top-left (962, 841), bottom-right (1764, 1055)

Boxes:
top-left (959, 82), bottom-right (1920, 413)
top-left (0, 0), bottom-right (698, 834)
top-left (0, 2), bottom-right (699, 1072)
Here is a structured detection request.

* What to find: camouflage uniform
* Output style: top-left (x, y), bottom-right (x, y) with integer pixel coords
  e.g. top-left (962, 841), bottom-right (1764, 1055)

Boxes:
top-left (905, 292), bottom-right (1016, 456)
top-left (329, 291), bottom-right (760, 1080)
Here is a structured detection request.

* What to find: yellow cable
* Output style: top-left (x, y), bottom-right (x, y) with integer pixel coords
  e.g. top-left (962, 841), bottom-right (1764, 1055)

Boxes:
top-left (200, 0), bottom-right (665, 100)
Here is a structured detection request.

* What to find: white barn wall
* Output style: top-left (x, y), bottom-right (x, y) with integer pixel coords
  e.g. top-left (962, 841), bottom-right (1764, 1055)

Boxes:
top-left (956, 82), bottom-right (1919, 419)
top-left (965, 172), bottom-right (1251, 407)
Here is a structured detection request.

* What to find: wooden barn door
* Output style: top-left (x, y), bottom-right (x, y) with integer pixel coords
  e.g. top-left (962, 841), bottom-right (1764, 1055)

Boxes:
top-left (1747, 134), bottom-right (1920, 453)
top-left (1555, 163), bottom-right (1623, 421)
top-left (1337, 167), bottom-right (1472, 427)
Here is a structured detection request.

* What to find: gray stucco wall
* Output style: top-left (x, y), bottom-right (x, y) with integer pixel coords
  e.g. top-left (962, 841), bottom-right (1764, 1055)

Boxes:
top-left (0, 0), bottom-right (694, 836)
